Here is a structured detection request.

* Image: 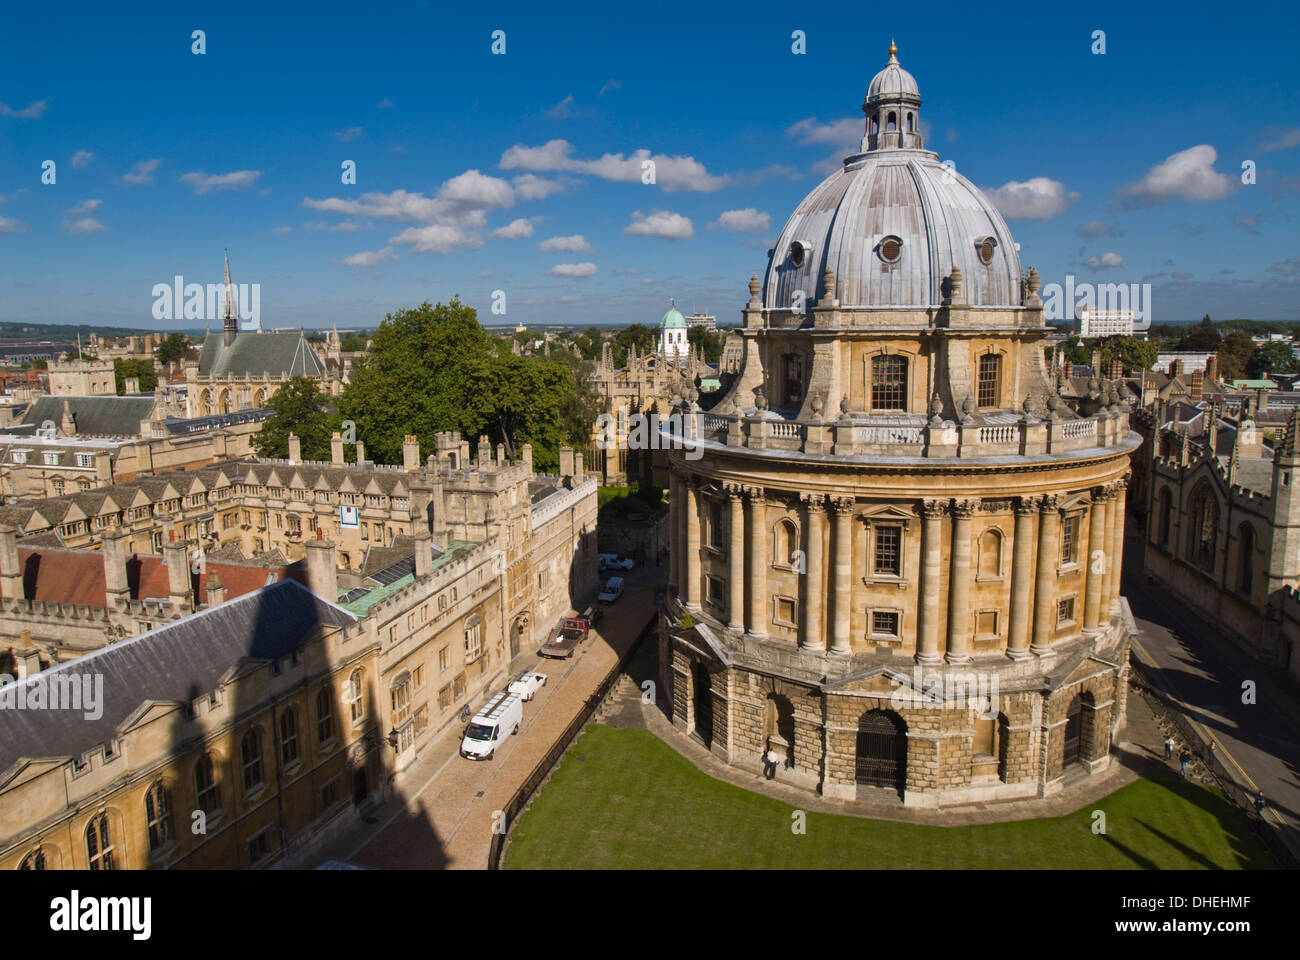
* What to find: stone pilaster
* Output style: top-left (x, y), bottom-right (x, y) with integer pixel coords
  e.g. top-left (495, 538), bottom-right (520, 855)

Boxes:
top-left (946, 498), bottom-right (978, 663)
top-left (727, 484), bottom-right (745, 631)
top-left (830, 496), bottom-right (855, 655)
top-left (1101, 485), bottom-right (1118, 617)
top-left (745, 488), bottom-right (767, 638)
top-left (1031, 495), bottom-right (1061, 657)
top-left (1110, 478), bottom-right (1127, 610)
top-left (801, 493), bottom-right (826, 651)
top-left (684, 477), bottom-right (701, 610)
top-left (917, 499), bottom-right (947, 664)
top-left (1083, 488), bottom-right (1109, 630)
top-left (669, 471), bottom-right (682, 593)
top-left (1007, 495), bottom-right (1040, 659)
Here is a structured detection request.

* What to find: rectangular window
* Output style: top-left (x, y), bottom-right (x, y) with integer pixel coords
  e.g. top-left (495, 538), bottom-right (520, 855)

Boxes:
top-left (871, 610), bottom-right (900, 637)
top-left (438, 684), bottom-right (452, 711)
top-left (977, 353), bottom-right (1001, 408)
top-left (706, 576), bottom-right (724, 607)
top-left (248, 832), bottom-right (269, 864)
top-left (975, 610), bottom-right (999, 637)
top-left (774, 596), bottom-right (797, 626)
top-left (413, 665), bottom-right (424, 689)
top-left (871, 355), bottom-right (908, 411)
top-left (44, 452), bottom-right (59, 465)
top-left (709, 501), bottom-right (724, 549)
top-left (873, 525), bottom-right (902, 576)
top-left (438, 646), bottom-right (448, 673)
top-left (1057, 597), bottom-right (1075, 625)
top-left (1061, 515), bottom-right (1079, 565)
top-left (453, 673), bottom-right (467, 701)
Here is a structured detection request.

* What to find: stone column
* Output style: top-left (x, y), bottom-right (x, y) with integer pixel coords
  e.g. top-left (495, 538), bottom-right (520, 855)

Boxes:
top-left (800, 494), bottom-right (826, 651)
top-left (1083, 489), bottom-right (1108, 630)
top-left (830, 497), bottom-right (855, 655)
top-left (1101, 485), bottom-right (1119, 618)
top-left (668, 471), bottom-right (681, 593)
top-left (1031, 495), bottom-right (1062, 656)
top-left (917, 500), bottom-right (947, 664)
top-left (1110, 479), bottom-right (1128, 609)
top-left (684, 478), bottom-right (701, 610)
top-left (727, 485), bottom-right (745, 631)
top-left (745, 488), bottom-right (767, 638)
top-left (946, 499), bottom-right (978, 663)
top-left (1006, 496), bottom-right (1039, 660)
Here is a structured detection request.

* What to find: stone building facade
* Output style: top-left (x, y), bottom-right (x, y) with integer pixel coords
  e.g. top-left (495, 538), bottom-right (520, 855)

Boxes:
top-left (660, 45), bottom-right (1140, 808)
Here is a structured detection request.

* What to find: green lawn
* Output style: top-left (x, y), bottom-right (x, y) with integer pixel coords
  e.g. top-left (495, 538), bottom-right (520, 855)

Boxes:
top-left (503, 726), bottom-right (1274, 869)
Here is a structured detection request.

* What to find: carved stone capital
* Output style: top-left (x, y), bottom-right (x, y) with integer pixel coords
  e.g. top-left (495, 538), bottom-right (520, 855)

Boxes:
top-left (799, 492), bottom-right (826, 511)
top-left (1016, 495), bottom-right (1043, 516)
top-left (1039, 493), bottom-right (1062, 514)
top-left (921, 499), bottom-right (950, 520)
top-left (829, 495), bottom-right (855, 516)
top-left (950, 498), bottom-right (980, 519)
top-left (722, 481), bottom-right (746, 499)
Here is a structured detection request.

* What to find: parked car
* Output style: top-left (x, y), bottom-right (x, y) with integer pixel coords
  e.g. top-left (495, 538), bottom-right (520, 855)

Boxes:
top-left (598, 576), bottom-right (625, 603)
top-left (540, 611), bottom-right (592, 659)
top-left (598, 554), bottom-right (635, 572)
top-left (460, 692), bottom-right (523, 760)
top-left (508, 670), bottom-right (548, 701)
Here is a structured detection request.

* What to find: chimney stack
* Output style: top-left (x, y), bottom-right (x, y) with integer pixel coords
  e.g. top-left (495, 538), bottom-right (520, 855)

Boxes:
top-left (355, 439), bottom-right (366, 465)
top-left (1206, 354), bottom-right (1219, 383)
top-left (205, 570), bottom-right (225, 607)
top-left (1190, 370), bottom-right (1204, 402)
top-left (288, 432), bottom-right (302, 465)
top-left (162, 540), bottom-right (192, 611)
top-left (331, 430), bottom-right (344, 465)
top-left (304, 532), bottom-right (338, 601)
top-left (414, 530), bottom-right (433, 579)
top-left (102, 528), bottom-right (130, 606)
top-left (521, 443), bottom-right (533, 473)
top-left (403, 435), bottom-right (421, 470)
top-left (0, 526), bottom-right (22, 601)
top-left (559, 446), bottom-right (575, 479)
top-left (15, 632), bottom-right (41, 679)
top-left (1171, 359), bottom-right (1183, 379)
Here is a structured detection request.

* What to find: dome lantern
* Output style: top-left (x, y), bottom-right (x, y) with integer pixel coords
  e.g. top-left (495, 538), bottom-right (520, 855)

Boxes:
top-left (861, 41), bottom-right (923, 152)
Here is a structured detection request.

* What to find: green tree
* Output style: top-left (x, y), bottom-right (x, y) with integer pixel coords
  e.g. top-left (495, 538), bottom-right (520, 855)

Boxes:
top-left (1248, 340), bottom-right (1298, 378)
top-left (33, 357), bottom-right (48, 370)
top-left (252, 377), bottom-right (336, 461)
top-left (1181, 315), bottom-right (1221, 351)
top-left (687, 325), bottom-right (724, 364)
top-left (156, 333), bottom-right (190, 366)
top-left (611, 323), bottom-right (657, 366)
top-left (339, 331), bottom-right (369, 352)
top-left (1098, 336), bottom-right (1157, 375)
top-left (113, 357), bottom-right (159, 394)
top-left (1216, 331), bottom-right (1256, 381)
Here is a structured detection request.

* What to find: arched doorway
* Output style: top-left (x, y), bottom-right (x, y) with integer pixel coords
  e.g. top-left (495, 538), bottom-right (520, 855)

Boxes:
top-left (511, 613), bottom-right (529, 658)
top-left (763, 693), bottom-right (795, 768)
top-left (855, 710), bottom-right (906, 796)
top-left (1063, 695), bottom-right (1084, 768)
top-left (691, 662), bottom-right (713, 747)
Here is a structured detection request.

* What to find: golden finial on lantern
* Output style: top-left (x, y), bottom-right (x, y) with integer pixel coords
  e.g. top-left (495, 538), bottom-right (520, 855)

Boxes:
top-left (888, 38), bottom-right (897, 56)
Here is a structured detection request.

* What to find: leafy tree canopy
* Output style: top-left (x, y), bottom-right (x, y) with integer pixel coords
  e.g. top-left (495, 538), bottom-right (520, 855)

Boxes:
top-left (113, 357), bottom-right (158, 394)
top-left (252, 376), bottom-right (337, 461)
top-left (155, 333), bottom-right (190, 366)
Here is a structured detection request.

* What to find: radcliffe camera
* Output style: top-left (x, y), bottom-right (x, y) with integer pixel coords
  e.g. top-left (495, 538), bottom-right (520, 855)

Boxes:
top-left (0, 0), bottom-right (1289, 945)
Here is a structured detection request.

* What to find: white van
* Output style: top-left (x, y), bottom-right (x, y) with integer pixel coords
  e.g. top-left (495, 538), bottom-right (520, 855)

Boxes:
top-left (459, 692), bottom-right (523, 760)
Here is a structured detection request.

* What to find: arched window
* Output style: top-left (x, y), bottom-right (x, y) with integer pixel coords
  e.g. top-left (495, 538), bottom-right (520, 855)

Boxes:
top-left (19, 849), bottom-right (47, 870)
top-left (194, 753), bottom-right (220, 814)
top-left (978, 528), bottom-right (1003, 578)
top-left (464, 614), bottom-right (483, 663)
top-left (782, 353), bottom-right (804, 406)
top-left (317, 687), bottom-right (335, 745)
top-left (907, 112), bottom-right (914, 132)
top-left (240, 729), bottom-right (262, 792)
top-left (86, 814), bottom-right (114, 870)
top-left (887, 111), bottom-right (897, 132)
top-left (871, 115), bottom-right (879, 135)
top-left (279, 708), bottom-right (299, 766)
top-left (977, 353), bottom-right (1001, 408)
top-left (774, 519), bottom-right (798, 567)
top-left (391, 673), bottom-right (412, 725)
top-left (1237, 523), bottom-right (1255, 594)
top-left (871, 355), bottom-right (908, 411)
top-left (145, 782), bottom-right (172, 852)
top-left (348, 669), bottom-right (364, 723)
top-left (1186, 484), bottom-right (1219, 571)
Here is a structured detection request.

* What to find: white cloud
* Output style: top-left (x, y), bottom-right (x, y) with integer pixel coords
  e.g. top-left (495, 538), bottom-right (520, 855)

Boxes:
top-left (334, 126), bottom-right (365, 142)
top-left (512, 173), bottom-right (564, 200)
top-left (1260, 128), bottom-right (1300, 153)
top-left (388, 223), bottom-right (480, 254)
top-left (435, 169), bottom-right (514, 216)
top-left (68, 198), bottom-right (102, 215)
top-left (1267, 257), bottom-right (1300, 279)
top-left (180, 169), bottom-right (262, 195)
top-left (1076, 220), bottom-right (1117, 238)
top-left (71, 150), bottom-right (93, 169)
top-left (539, 234), bottom-right (592, 252)
top-left (549, 263), bottom-right (597, 278)
top-left (121, 158), bottom-right (161, 185)
top-left (65, 217), bottom-right (106, 235)
top-left (0, 216), bottom-right (28, 233)
top-left (709, 208), bottom-right (771, 233)
top-left (500, 138), bottom-right (728, 192)
top-left (0, 99), bottom-right (48, 119)
top-left (545, 94), bottom-right (574, 119)
top-left (272, 225), bottom-right (293, 234)
top-left (985, 177), bottom-right (1078, 220)
top-left (342, 247), bottom-right (396, 267)
top-left (492, 217), bottom-right (538, 239)
top-left (1083, 252), bottom-right (1124, 270)
top-left (376, 97), bottom-right (395, 109)
top-left (598, 79), bottom-right (622, 96)
top-left (623, 209), bottom-right (693, 240)
top-left (303, 220), bottom-right (361, 232)
top-left (786, 117), bottom-right (860, 146)
top-left (1117, 145), bottom-right (1235, 205)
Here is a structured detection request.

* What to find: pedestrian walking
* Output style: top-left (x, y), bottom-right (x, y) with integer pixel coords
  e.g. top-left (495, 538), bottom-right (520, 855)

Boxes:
top-left (764, 747), bottom-right (781, 781)
top-left (1255, 791), bottom-right (1267, 814)
top-left (1179, 749), bottom-right (1190, 778)
top-left (1164, 736), bottom-right (1175, 760)
top-left (1207, 740), bottom-right (1216, 765)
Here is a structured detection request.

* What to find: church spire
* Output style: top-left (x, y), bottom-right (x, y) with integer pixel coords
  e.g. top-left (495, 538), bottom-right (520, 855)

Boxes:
top-left (222, 249), bottom-right (238, 345)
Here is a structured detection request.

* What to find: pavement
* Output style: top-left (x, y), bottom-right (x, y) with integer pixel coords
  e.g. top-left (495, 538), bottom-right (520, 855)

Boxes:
top-left (1121, 523), bottom-right (1300, 865)
top-left (306, 562), bottom-right (663, 869)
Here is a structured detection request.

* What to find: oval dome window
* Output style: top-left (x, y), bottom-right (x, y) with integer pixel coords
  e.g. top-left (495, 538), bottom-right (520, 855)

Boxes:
top-left (879, 236), bottom-right (903, 263)
top-left (789, 241), bottom-right (809, 268)
top-left (977, 237), bottom-right (997, 264)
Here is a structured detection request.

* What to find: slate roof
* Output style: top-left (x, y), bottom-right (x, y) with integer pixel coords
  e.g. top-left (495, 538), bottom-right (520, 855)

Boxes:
top-left (0, 579), bottom-right (356, 776)
top-left (22, 396), bottom-right (157, 438)
top-left (196, 332), bottom-right (325, 378)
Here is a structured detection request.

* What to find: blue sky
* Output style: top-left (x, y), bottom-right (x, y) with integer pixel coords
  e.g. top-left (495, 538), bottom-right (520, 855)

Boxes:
top-left (1, 0), bottom-right (1298, 331)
